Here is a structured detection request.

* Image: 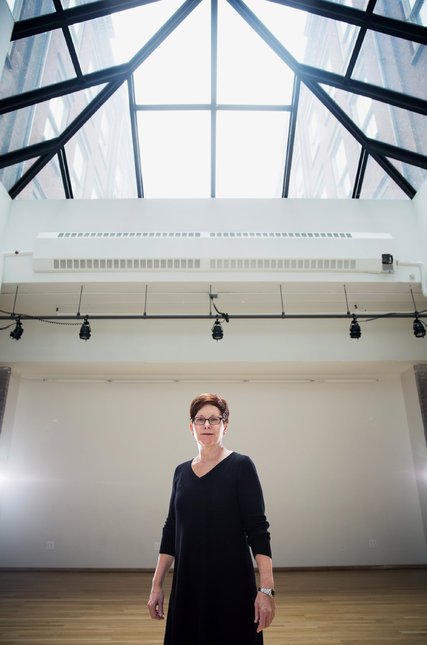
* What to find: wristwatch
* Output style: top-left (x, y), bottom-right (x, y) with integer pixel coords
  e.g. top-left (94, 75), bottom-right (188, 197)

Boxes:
top-left (257, 587), bottom-right (275, 597)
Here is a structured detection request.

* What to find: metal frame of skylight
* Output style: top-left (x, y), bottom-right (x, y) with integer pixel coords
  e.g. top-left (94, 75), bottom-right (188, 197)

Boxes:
top-left (0, 0), bottom-right (426, 200)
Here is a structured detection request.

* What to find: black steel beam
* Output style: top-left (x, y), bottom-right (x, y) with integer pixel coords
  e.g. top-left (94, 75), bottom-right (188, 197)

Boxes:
top-left (8, 153), bottom-right (54, 199)
top-left (127, 76), bottom-right (144, 198)
top-left (345, 0), bottom-right (377, 79)
top-left (299, 66), bottom-right (427, 116)
top-left (367, 139), bottom-right (427, 169)
top-left (12, 0), bottom-right (161, 40)
top-left (267, 0), bottom-right (427, 45)
top-left (369, 153), bottom-right (417, 198)
top-left (352, 147), bottom-right (369, 199)
top-left (0, 138), bottom-right (61, 168)
top-left (58, 147), bottom-right (74, 199)
top-left (0, 65), bottom-right (129, 115)
top-left (52, 0), bottom-right (82, 78)
top-left (282, 75), bottom-right (300, 197)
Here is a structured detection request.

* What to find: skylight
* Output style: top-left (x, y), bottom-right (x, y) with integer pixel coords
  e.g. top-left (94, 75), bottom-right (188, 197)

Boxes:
top-left (0, 0), bottom-right (425, 200)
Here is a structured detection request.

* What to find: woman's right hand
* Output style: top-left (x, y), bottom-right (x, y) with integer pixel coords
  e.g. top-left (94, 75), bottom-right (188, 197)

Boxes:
top-left (147, 587), bottom-right (165, 620)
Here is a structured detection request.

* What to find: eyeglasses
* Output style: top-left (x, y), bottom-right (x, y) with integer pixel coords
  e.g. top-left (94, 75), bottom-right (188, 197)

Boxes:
top-left (193, 415), bottom-right (223, 426)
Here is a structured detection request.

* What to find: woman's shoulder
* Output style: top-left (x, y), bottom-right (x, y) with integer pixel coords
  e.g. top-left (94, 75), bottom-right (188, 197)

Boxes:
top-left (231, 451), bottom-right (253, 464)
top-left (174, 459), bottom-right (192, 474)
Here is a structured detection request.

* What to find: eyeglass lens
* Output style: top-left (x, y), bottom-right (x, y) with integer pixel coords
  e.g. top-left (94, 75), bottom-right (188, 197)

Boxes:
top-left (194, 416), bottom-right (222, 425)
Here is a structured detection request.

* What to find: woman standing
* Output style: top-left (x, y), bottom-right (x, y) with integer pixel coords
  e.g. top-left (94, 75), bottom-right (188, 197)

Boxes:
top-left (147, 393), bottom-right (274, 644)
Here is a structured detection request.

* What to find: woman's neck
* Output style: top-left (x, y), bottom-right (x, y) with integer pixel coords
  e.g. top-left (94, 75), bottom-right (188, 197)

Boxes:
top-left (196, 444), bottom-right (226, 463)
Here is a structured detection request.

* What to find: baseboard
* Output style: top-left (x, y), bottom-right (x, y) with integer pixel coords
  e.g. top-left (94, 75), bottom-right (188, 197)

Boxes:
top-left (1, 564), bottom-right (426, 573)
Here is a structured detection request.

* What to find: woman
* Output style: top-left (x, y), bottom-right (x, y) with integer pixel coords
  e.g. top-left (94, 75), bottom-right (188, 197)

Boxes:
top-left (147, 393), bottom-right (275, 645)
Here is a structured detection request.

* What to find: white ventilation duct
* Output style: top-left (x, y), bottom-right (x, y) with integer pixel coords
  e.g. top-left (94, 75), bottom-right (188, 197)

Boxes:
top-left (32, 231), bottom-right (394, 275)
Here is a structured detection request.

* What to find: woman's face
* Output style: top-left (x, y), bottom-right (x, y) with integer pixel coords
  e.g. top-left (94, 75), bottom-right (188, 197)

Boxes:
top-left (190, 403), bottom-right (228, 447)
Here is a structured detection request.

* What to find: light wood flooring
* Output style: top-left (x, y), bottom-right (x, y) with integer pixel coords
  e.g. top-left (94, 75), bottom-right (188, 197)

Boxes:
top-left (0, 568), bottom-right (426, 644)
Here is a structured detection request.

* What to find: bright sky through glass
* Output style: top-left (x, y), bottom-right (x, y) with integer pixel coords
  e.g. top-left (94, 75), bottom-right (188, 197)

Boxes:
top-left (108, 0), bottom-right (307, 198)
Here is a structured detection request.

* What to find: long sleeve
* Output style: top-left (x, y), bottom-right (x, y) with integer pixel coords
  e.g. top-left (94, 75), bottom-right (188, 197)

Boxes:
top-left (159, 468), bottom-right (178, 556)
top-left (237, 456), bottom-right (272, 558)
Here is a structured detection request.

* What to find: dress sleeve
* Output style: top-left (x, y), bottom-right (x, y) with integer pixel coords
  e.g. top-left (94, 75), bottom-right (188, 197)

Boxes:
top-left (159, 467), bottom-right (178, 556)
top-left (237, 456), bottom-right (272, 558)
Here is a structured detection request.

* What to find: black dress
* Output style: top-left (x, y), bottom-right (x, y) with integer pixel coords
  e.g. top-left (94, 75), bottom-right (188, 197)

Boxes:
top-left (159, 452), bottom-right (271, 645)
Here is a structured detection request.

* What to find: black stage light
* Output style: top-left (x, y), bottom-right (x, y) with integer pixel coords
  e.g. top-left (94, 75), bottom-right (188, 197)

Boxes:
top-left (413, 316), bottom-right (426, 338)
top-left (10, 317), bottom-right (23, 341)
top-left (349, 315), bottom-right (361, 339)
top-left (79, 316), bottom-right (91, 340)
top-left (211, 317), bottom-right (223, 341)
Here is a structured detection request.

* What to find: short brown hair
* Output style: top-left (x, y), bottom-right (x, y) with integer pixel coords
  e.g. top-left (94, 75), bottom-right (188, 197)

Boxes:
top-left (189, 393), bottom-right (229, 422)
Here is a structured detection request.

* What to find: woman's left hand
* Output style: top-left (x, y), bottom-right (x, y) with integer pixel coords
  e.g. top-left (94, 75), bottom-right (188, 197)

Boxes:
top-left (254, 591), bottom-right (275, 633)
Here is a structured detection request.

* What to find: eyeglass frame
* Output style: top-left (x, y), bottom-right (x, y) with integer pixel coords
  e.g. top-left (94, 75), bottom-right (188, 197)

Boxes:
top-left (192, 415), bottom-right (224, 426)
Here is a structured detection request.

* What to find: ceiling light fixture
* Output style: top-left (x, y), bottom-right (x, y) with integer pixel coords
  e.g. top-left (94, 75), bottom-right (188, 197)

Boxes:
top-left (212, 317), bottom-right (223, 341)
top-left (79, 316), bottom-right (91, 341)
top-left (9, 316), bottom-right (24, 341)
top-left (410, 288), bottom-right (426, 339)
top-left (413, 315), bottom-right (426, 338)
top-left (343, 284), bottom-right (361, 339)
top-left (349, 314), bottom-right (361, 339)
top-left (209, 289), bottom-right (229, 341)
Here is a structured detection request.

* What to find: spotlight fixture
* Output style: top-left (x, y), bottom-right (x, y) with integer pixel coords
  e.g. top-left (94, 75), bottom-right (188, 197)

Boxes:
top-left (381, 253), bottom-right (394, 272)
top-left (79, 316), bottom-right (91, 341)
top-left (413, 315), bottom-right (426, 339)
top-left (10, 317), bottom-right (23, 341)
top-left (349, 315), bottom-right (361, 339)
top-left (211, 317), bottom-right (223, 341)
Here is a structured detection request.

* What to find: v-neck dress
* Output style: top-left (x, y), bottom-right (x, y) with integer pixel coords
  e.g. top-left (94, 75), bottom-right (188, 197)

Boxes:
top-left (159, 452), bottom-right (271, 645)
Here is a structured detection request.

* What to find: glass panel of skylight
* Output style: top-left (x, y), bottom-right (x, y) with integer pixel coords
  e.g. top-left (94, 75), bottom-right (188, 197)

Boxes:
top-left (243, 0), bottom-right (308, 63)
top-left (321, 85), bottom-right (427, 154)
top-left (138, 111), bottom-right (210, 198)
top-left (359, 155), bottom-right (410, 199)
top-left (217, 0), bottom-right (294, 104)
top-left (244, 0), bottom-right (357, 75)
top-left (0, 158), bottom-right (36, 192)
top-left (216, 111), bottom-right (288, 198)
top-left (0, 86), bottom-right (107, 156)
top-left (0, 30), bottom-right (76, 99)
top-left (134, 0), bottom-right (210, 104)
top-left (64, 84), bottom-right (136, 198)
top-left (16, 155), bottom-right (66, 200)
top-left (289, 84), bottom-right (361, 198)
top-left (353, 30), bottom-right (426, 100)
top-left (329, 1), bottom-right (369, 8)
top-left (7, 0), bottom-right (55, 20)
top-left (387, 159), bottom-right (427, 194)
top-left (70, 0), bottom-right (184, 73)
top-left (373, 0), bottom-right (423, 23)
top-left (62, 0), bottom-right (99, 6)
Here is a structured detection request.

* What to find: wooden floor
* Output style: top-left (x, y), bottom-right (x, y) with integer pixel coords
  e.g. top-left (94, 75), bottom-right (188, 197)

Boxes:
top-left (0, 569), bottom-right (426, 644)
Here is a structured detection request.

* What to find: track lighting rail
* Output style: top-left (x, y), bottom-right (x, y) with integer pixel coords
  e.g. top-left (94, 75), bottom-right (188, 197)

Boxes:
top-left (0, 312), bottom-right (426, 321)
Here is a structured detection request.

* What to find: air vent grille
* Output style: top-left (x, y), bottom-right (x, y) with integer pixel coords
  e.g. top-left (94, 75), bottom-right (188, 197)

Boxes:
top-left (56, 231), bottom-right (355, 239)
top-left (50, 257), bottom-right (358, 272)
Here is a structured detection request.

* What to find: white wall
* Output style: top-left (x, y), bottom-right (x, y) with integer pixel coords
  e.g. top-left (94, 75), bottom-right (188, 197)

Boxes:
top-left (0, 373), bottom-right (426, 568)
